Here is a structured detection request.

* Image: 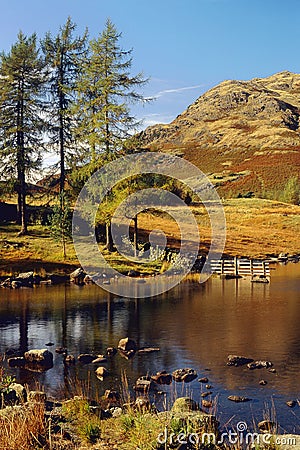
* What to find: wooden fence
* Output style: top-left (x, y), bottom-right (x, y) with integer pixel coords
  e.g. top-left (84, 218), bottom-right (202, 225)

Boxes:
top-left (209, 257), bottom-right (270, 281)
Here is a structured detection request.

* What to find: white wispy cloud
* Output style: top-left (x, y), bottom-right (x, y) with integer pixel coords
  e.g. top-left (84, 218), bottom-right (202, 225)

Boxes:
top-left (145, 84), bottom-right (205, 100)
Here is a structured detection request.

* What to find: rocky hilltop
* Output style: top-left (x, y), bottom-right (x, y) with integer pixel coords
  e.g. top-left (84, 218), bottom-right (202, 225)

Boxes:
top-left (139, 71), bottom-right (300, 197)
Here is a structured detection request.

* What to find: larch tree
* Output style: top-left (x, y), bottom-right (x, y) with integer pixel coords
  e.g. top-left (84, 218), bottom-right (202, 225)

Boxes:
top-left (41, 17), bottom-right (88, 197)
top-left (74, 19), bottom-right (148, 250)
top-left (0, 32), bottom-right (46, 235)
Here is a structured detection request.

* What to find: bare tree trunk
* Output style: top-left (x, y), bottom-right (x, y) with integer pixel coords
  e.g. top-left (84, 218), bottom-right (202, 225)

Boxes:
top-left (133, 214), bottom-right (138, 257)
top-left (106, 221), bottom-right (114, 252)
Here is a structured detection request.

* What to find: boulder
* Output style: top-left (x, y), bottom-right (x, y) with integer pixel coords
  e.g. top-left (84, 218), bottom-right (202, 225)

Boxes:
top-left (118, 337), bottom-right (137, 353)
top-left (172, 397), bottom-right (199, 413)
top-left (118, 337), bottom-right (137, 359)
top-left (16, 271), bottom-right (34, 280)
top-left (134, 376), bottom-right (153, 393)
top-left (172, 368), bottom-right (198, 383)
top-left (151, 371), bottom-right (172, 385)
top-left (95, 366), bottom-right (109, 380)
top-left (259, 379), bottom-right (268, 385)
top-left (70, 268), bottom-right (86, 285)
top-left (11, 281), bottom-right (22, 289)
top-left (9, 383), bottom-right (27, 403)
top-left (247, 360), bottom-right (273, 370)
top-left (228, 395), bottom-right (251, 403)
top-left (227, 355), bottom-right (254, 366)
top-left (24, 349), bottom-right (53, 366)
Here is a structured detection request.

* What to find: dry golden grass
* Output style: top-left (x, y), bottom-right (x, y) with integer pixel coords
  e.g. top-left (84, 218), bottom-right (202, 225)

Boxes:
top-left (0, 402), bottom-right (47, 450)
top-left (0, 198), bottom-right (299, 276)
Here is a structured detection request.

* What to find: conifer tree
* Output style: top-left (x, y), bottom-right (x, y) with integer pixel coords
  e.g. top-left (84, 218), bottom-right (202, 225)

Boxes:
top-left (75, 18), bottom-right (147, 162)
top-left (41, 17), bottom-right (87, 195)
top-left (74, 19), bottom-right (148, 250)
top-left (0, 32), bottom-right (46, 235)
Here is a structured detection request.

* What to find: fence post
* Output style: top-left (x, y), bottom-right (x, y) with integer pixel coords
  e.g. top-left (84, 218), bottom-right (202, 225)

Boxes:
top-left (234, 256), bottom-right (238, 277)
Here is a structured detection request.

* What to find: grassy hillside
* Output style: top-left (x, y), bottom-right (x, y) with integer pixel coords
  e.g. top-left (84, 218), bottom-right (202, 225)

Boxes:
top-left (138, 71), bottom-right (300, 199)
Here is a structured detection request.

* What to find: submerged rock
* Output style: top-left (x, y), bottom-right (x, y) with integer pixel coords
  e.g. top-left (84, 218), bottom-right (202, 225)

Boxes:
top-left (105, 347), bottom-right (117, 357)
top-left (95, 366), bottom-right (109, 380)
top-left (202, 400), bottom-right (213, 408)
top-left (247, 360), bottom-right (273, 370)
top-left (201, 391), bottom-right (212, 398)
top-left (77, 354), bottom-right (95, 364)
top-left (7, 357), bottom-right (26, 368)
top-left (134, 376), bottom-right (153, 393)
top-left (198, 377), bottom-right (209, 383)
top-left (172, 368), bottom-right (198, 383)
top-left (227, 355), bottom-right (254, 366)
top-left (286, 400), bottom-right (296, 408)
top-left (151, 371), bottom-right (172, 385)
top-left (228, 395), bottom-right (251, 403)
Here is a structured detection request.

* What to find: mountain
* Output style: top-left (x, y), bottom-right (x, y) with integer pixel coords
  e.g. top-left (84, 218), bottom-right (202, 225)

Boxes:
top-left (138, 71), bottom-right (300, 198)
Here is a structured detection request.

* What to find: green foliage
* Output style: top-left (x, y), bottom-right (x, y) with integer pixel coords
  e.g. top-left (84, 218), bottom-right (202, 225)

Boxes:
top-left (0, 31), bottom-right (46, 233)
top-left (78, 421), bottom-right (101, 444)
top-left (48, 192), bottom-right (72, 257)
top-left (41, 17), bottom-right (88, 193)
top-left (281, 175), bottom-right (300, 205)
top-left (0, 375), bottom-right (15, 394)
top-left (74, 18), bottom-right (148, 159)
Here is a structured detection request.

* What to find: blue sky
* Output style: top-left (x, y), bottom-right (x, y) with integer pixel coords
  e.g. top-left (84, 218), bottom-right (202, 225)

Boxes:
top-left (1, 0), bottom-right (300, 129)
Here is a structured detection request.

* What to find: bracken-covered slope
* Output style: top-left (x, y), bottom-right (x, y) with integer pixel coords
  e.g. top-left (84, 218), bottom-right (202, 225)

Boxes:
top-left (138, 71), bottom-right (300, 197)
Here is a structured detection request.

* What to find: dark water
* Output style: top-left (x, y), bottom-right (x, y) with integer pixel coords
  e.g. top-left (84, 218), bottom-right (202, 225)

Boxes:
top-left (0, 263), bottom-right (299, 433)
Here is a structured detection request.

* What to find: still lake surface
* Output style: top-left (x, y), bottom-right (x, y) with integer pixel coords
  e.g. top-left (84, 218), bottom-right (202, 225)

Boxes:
top-left (0, 262), bottom-right (299, 432)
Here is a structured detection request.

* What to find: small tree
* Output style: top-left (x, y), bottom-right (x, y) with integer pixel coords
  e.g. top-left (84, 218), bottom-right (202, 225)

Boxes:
top-left (49, 192), bottom-right (72, 258)
top-left (281, 176), bottom-right (300, 205)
